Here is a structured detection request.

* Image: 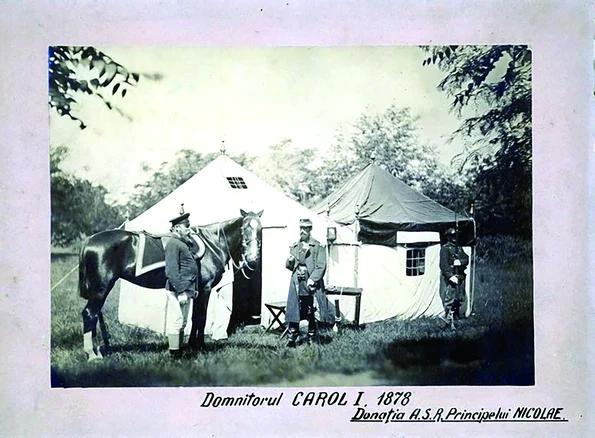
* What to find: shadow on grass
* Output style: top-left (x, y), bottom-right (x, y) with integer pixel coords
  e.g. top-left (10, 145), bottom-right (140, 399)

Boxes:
top-left (379, 323), bottom-right (534, 386)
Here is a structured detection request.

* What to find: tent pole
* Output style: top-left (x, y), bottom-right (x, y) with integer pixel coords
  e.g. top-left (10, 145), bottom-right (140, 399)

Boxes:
top-left (468, 217), bottom-right (477, 317)
top-left (354, 204), bottom-right (360, 287)
top-left (325, 204), bottom-right (331, 285)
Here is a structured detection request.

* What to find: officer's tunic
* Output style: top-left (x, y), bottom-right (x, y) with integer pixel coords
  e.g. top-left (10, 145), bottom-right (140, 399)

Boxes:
top-left (164, 235), bottom-right (199, 335)
top-left (439, 241), bottom-right (469, 312)
top-left (285, 237), bottom-right (330, 324)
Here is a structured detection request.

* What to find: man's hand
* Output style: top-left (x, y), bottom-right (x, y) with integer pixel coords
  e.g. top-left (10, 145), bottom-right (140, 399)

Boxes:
top-left (307, 278), bottom-right (315, 289)
top-left (453, 259), bottom-right (461, 267)
top-left (449, 275), bottom-right (459, 285)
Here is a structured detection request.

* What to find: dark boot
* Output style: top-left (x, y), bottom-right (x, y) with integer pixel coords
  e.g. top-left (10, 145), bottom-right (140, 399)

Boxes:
top-left (170, 349), bottom-right (184, 359)
top-left (286, 323), bottom-right (299, 348)
top-left (307, 318), bottom-right (317, 345)
top-left (452, 300), bottom-right (461, 320)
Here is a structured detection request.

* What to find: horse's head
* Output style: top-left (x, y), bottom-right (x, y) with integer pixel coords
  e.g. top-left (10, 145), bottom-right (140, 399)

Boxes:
top-left (239, 209), bottom-right (263, 272)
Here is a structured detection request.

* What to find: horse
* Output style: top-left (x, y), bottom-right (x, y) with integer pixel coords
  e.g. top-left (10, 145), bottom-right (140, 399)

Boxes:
top-left (78, 209), bottom-right (263, 360)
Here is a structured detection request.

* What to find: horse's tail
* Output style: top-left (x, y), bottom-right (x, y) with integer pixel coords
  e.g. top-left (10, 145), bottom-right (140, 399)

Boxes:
top-left (78, 242), bottom-right (93, 300)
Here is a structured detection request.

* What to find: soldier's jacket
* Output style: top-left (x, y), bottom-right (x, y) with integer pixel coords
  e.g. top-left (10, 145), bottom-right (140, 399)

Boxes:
top-left (439, 241), bottom-right (469, 281)
top-left (285, 237), bottom-right (330, 324)
top-left (165, 236), bottom-right (199, 293)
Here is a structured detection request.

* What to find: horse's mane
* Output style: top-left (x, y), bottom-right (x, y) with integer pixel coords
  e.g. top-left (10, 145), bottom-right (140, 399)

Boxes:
top-left (193, 216), bottom-right (243, 234)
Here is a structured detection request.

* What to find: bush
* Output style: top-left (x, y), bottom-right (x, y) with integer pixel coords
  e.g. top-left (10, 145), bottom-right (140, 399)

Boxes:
top-left (475, 235), bottom-right (532, 266)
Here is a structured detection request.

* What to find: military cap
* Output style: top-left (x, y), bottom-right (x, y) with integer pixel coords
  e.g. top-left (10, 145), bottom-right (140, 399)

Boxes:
top-left (170, 212), bottom-right (190, 226)
top-left (445, 227), bottom-right (456, 236)
top-left (299, 218), bottom-right (313, 228)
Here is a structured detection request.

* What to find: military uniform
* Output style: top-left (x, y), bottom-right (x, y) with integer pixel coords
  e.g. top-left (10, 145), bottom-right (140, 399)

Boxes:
top-left (164, 211), bottom-right (199, 355)
top-left (285, 219), bottom-right (328, 346)
top-left (439, 232), bottom-right (469, 320)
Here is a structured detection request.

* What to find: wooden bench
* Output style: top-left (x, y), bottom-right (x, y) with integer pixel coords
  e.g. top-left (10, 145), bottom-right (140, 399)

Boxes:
top-left (324, 286), bottom-right (363, 326)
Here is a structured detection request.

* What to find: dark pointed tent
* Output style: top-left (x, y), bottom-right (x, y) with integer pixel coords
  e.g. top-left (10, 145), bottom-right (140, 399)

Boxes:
top-left (313, 162), bottom-right (476, 321)
top-left (314, 163), bottom-right (475, 246)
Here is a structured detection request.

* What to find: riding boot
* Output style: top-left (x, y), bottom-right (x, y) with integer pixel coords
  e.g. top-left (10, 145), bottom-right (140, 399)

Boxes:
top-left (307, 318), bottom-right (317, 345)
top-left (286, 323), bottom-right (299, 348)
top-left (452, 300), bottom-right (461, 320)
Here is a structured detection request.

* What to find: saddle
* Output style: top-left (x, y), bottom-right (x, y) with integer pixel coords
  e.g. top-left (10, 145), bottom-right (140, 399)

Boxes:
top-left (135, 231), bottom-right (206, 277)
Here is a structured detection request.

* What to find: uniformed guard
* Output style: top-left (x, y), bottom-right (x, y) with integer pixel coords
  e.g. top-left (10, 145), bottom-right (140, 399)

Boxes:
top-left (284, 218), bottom-right (327, 347)
top-left (164, 208), bottom-right (200, 357)
top-left (439, 227), bottom-right (469, 328)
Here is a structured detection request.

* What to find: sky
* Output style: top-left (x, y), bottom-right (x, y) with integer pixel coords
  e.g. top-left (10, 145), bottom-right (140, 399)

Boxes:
top-left (50, 46), bottom-right (467, 204)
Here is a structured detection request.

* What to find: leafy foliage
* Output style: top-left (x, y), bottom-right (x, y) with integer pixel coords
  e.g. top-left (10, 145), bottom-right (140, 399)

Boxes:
top-left (310, 105), bottom-right (466, 211)
top-left (48, 46), bottom-right (160, 129)
top-left (422, 45), bottom-right (532, 237)
top-left (51, 146), bottom-right (125, 246)
top-left (251, 139), bottom-right (320, 205)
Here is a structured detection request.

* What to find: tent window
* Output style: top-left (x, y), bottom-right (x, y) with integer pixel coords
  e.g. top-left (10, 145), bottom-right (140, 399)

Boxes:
top-left (226, 177), bottom-right (248, 189)
top-left (406, 248), bottom-right (425, 276)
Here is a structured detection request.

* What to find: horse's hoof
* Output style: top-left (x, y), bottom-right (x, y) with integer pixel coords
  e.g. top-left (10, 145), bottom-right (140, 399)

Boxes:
top-left (87, 354), bottom-right (103, 362)
top-left (188, 343), bottom-right (206, 352)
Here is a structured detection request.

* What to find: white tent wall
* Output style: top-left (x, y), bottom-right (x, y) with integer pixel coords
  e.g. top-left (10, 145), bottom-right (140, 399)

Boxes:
top-left (118, 277), bottom-right (233, 338)
top-left (325, 237), bottom-right (473, 323)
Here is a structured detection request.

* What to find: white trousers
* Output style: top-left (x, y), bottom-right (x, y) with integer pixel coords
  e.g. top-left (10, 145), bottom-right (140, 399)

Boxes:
top-left (166, 290), bottom-right (191, 336)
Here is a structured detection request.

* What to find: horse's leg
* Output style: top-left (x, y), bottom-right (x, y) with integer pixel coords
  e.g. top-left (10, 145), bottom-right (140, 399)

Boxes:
top-left (189, 287), bottom-right (211, 350)
top-left (188, 298), bottom-right (198, 348)
top-left (98, 310), bottom-right (111, 355)
top-left (82, 298), bottom-right (104, 360)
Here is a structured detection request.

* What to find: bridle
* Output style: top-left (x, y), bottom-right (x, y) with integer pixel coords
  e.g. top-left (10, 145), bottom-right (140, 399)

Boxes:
top-left (220, 217), bottom-right (261, 280)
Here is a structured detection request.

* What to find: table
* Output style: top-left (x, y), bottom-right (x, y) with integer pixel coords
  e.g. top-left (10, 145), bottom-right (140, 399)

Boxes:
top-left (263, 301), bottom-right (287, 333)
top-left (324, 286), bottom-right (363, 326)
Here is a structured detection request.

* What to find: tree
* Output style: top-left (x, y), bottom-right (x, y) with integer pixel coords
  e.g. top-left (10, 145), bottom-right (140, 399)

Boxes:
top-left (250, 139), bottom-right (320, 205)
top-left (51, 146), bottom-right (125, 246)
top-left (312, 105), bottom-right (459, 209)
top-left (127, 150), bottom-right (255, 218)
top-left (48, 46), bottom-right (162, 129)
top-left (421, 45), bottom-right (532, 237)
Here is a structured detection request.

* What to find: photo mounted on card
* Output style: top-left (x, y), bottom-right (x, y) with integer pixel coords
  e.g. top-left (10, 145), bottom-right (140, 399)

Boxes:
top-left (49, 45), bottom-right (533, 388)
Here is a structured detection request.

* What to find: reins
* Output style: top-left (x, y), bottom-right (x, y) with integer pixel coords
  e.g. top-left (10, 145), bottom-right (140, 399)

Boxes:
top-left (195, 217), bottom-right (259, 280)
top-left (220, 222), bottom-right (258, 280)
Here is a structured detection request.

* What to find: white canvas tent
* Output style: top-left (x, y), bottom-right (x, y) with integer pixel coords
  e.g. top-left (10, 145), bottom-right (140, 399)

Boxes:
top-left (118, 154), bottom-right (349, 335)
top-left (314, 163), bottom-right (476, 323)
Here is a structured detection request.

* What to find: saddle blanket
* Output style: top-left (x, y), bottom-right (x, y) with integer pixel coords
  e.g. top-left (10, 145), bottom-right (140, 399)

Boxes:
top-left (135, 232), bottom-right (205, 277)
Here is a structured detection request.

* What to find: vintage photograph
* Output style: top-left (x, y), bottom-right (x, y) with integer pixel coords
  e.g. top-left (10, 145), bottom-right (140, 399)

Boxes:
top-left (49, 45), bottom-right (533, 388)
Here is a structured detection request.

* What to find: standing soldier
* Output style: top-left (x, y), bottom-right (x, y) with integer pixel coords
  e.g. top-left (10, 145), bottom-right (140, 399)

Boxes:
top-left (439, 227), bottom-right (469, 328)
top-left (164, 209), bottom-right (200, 357)
top-left (285, 218), bottom-right (327, 347)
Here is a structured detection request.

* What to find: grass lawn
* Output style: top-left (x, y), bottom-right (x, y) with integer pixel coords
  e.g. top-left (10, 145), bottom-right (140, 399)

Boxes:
top-left (50, 251), bottom-right (533, 387)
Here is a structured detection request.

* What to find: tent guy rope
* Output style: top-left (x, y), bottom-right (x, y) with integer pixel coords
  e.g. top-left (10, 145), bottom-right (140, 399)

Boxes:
top-left (51, 263), bottom-right (78, 291)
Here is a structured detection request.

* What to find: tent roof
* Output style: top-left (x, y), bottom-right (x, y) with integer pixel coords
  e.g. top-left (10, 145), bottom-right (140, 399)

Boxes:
top-left (126, 154), bottom-right (339, 241)
top-left (313, 163), bottom-right (473, 235)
